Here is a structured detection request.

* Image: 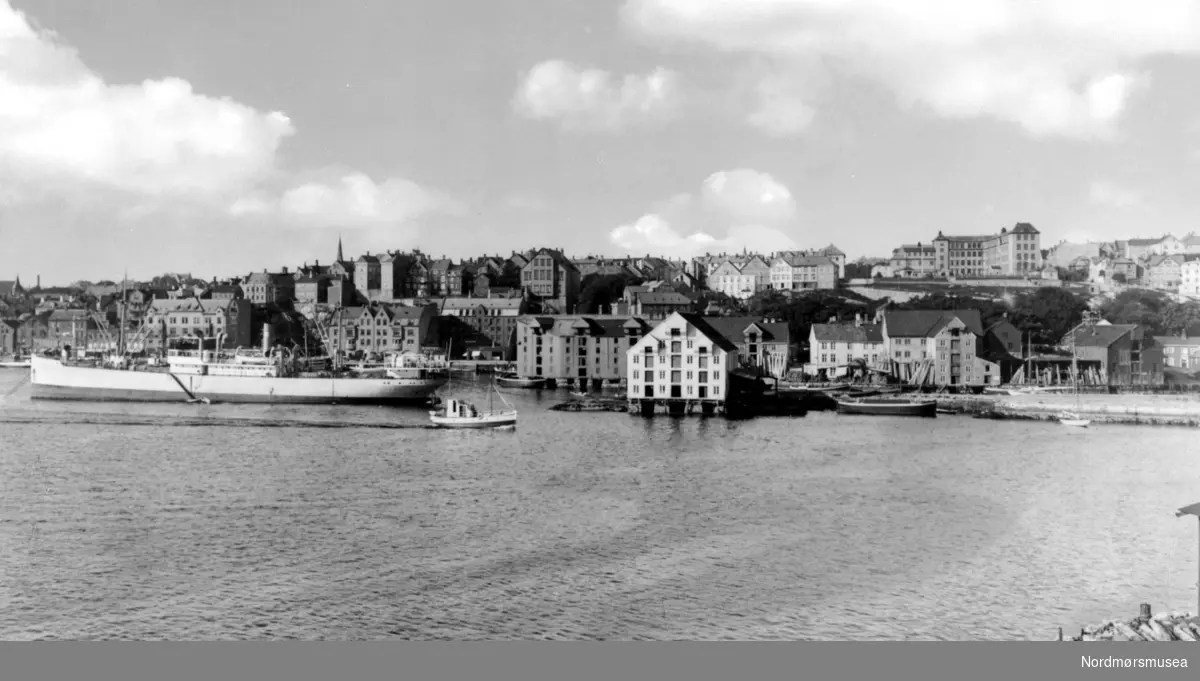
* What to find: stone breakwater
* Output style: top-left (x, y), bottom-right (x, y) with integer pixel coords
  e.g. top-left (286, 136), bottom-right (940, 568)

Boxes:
top-left (1064, 605), bottom-right (1199, 642)
top-left (989, 394), bottom-right (1200, 427)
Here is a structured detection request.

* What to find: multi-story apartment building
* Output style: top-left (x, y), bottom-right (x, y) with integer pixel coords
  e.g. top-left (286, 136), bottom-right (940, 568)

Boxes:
top-left (707, 256), bottom-right (771, 300)
top-left (933, 222), bottom-right (1042, 276)
top-left (769, 254), bottom-right (838, 291)
top-left (1180, 260), bottom-right (1200, 296)
top-left (777, 245), bottom-right (847, 279)
top-left (294, 276), bottom-right (331, 305)
top-left (1146, 254), bottom-right (1188, 291)
top-left (440, 297), bottom-right (529, 358)
top-left (521, 248), bottom-right (581, 313)
top-left (805, 322), bottom-right (885, 375)
top-left (142, 298), bottom-right (253, 350)
top-left (353, 255), bottom-right (382, 300)
top-left (888, 243), bottom-right (937, 277)
top-left (881, 309), bottom-right (1001, 386)
top-left (515, 314), bottom-right (652, 386)
top-left (322, 303), bottom-right (438, 357)
top-left (239, 270), bottom-right (291, 305)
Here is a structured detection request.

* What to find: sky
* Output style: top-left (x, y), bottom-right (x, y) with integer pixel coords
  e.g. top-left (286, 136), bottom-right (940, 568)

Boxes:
top-left (5, 0), bottom-right (1200, 284)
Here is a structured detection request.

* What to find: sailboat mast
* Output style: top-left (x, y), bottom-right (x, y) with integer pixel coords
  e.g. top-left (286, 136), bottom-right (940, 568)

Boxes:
top-left (119, 270), bottom-right (127, 355)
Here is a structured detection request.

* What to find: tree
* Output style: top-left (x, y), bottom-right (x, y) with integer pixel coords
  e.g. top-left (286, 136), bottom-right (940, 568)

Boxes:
top-left (1009, 287), bottom-right (1089, 345)
top-left (576, 273), bottom-right (641, 314)
top-left (893, 291), bottom-right (1010, 329)
top-left (1163, 300), bottom-right (1200, 335)
top-left (494, 262), bottom-right (522, 289)
top-left (1099, 289), bottom-right (1173, 335)
top-left (1111, 272), bottom-right (1126, 284)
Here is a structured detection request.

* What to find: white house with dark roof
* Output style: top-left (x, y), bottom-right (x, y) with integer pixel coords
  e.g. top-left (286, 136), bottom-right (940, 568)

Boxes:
top-left (769, 254), bottom-right (838, 291)
top-left (626, 312), bottom-right (740, 405)
top-left (806, 321), bottom-right (885, 375)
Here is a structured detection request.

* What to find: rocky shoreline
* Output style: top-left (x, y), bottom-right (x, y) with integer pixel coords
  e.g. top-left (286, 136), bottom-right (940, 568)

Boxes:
top-left (1063, 605), bottom-right (1199, 642)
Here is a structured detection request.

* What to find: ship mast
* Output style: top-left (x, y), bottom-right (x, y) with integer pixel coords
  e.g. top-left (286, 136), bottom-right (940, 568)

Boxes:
top-left (119, 270), bottom-right (127, 356)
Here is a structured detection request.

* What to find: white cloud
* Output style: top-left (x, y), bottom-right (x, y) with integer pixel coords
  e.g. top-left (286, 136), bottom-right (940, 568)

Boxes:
top-left (1088, 180), bottom-right (1142, 208)
top-left (513, 59), bottom-right (681, 131)
top-left (608, 169), bottom-right (799, 258)
top-left (229, 172), bottom-right (464, 227)
top-left (621, 0), bottom-right (1200, 138)
top-left (0, 0), bottom-right (293, 195)
top-left (700, 169), bottom-right (797, 223)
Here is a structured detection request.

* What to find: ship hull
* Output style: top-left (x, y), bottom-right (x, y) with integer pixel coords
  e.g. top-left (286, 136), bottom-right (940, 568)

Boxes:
top-left (30, 356), bottom-right (445, 405)
top-left (835, 399), bottom-right (938, 417)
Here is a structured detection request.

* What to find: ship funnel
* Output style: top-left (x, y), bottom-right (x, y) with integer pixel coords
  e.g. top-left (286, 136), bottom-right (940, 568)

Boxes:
top-left (261, 323), bottom-right (274, 353)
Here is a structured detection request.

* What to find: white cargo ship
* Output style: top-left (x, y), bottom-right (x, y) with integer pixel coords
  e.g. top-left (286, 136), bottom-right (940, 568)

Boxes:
top-left (30, 346), bottom-right (449, 405)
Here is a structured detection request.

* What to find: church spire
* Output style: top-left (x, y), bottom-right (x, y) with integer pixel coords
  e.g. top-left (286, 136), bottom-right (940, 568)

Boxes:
top-left (337, 233), bottom-right (344, 262)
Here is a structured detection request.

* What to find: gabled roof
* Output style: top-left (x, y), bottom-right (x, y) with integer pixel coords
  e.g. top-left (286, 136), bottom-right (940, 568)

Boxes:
top-left (811, 323), bottom-right (883, 344)
top-left (524, 248), bottom-right (579, 272)
top-left (883, 309), bottom-right (985, 337)
top-left (675, 313), bottom-right (739, 352)
top-left (1069, 324), bottom-right (1137, 348)
top-left (704, 316), bottom-right (791, 344)
top-left (0, 281), bottom-right (21, 296)
top-left (774, 254), bottom-right (836, 268)
top-left (356, 254), bottom-right (380, 264)
top-left (1155, 335), bottom-right (1200, 347)
top-left (1009, 222), bottom-right (1039, 234)
top-left (440, 297), bottom-right (524, 311)
top-left (1127, 236), bottom-right (1166, 246)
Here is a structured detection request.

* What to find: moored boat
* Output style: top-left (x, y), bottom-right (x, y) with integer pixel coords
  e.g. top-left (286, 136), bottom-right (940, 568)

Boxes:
top-left (835, 397), bottom-right (938, 417)
top-left (1057, 410), bottom-right (1091, 428)
top-left (429, 382), bottom-right (517, 429)
top-left (30, 347), bottom-right (448, 405)
top-left (495, 372), bottom-right (547, 389)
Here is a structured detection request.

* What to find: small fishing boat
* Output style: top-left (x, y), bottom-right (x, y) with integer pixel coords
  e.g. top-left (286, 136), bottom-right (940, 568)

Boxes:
top-left (495, 372), bottom-right (547, 389)
top-left (836, 397), bottom-right (938, 417)
top-left (936, 407), bottom-right (957, 415)
top-left (429, 382), bottom-right (517, 429)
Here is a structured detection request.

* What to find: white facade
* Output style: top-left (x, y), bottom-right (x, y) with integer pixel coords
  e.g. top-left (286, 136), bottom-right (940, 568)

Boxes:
top-left (626, 312), bottom-right (738, 402)
top-left (1181, 260), bottom-right (1200, 296)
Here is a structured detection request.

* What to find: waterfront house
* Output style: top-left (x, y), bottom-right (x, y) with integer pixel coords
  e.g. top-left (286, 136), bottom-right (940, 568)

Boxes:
top-left (769, 254), bottom-right (838, 291)
top-left (881, 309), bottom-right (1000, 387)
top-left (703, 317), bottom-right (793, 377)
top-left (516, 314), bottom-right (652, 387)
top-left (1155, 335), bottom-right (1200, 370)
top-left (805, 321), bottom-right (885, 376)
top-left (439, 296), bottom-right (528, 359)
top-left (143, 298), bottom-right (253, 350)
top-left (981, 319), bottom-right (1026, 383)
top-left (625, 312), bottom-right (740, 408)
top-left (1063, 322), bottom-right (1163, 386)
top-left (521, 248), bottom-right (581, 313)
top-left (45, 309), bottom-right (101, 350)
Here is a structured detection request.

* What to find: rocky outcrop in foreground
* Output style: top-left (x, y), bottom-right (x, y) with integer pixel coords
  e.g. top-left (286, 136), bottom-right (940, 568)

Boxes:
top-left (1065, 605), bottom-right (1199, 641)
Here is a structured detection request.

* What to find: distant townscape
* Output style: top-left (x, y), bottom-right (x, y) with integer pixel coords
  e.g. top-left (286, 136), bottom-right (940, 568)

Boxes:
top-left (4, 224), bottom-right (1200, 400)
